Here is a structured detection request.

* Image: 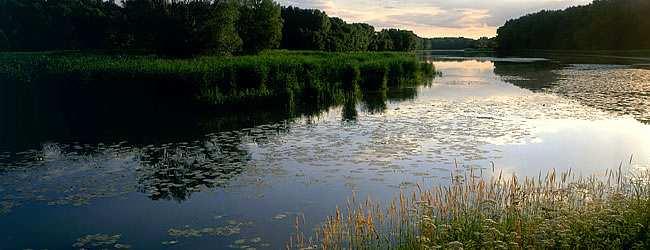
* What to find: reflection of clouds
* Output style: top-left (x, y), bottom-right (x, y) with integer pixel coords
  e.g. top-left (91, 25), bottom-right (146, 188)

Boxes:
top-left (277, 0), bottom-right (590, 38)
top-left (435, 60), bottom-right (495, 71)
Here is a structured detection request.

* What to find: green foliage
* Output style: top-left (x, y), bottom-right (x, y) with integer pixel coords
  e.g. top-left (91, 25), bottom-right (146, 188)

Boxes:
top-left (325, 17), bottom-right (374, 52)
top-left (279, 5), bottom-right (432, 52)
top-left (420, 37), bottom-right (495, 50)
top-left (497, 0), bottom-right (650, 50)
top-left (0, 51), bottom-right (435, 105)
top-left (381, 29), bottom-right (419, 52)
top-left (0, 0), bottom-right (433, 55)
top-left (370, 31), bottom-right (394, 51)
top-left (281, 6), bottom-right (330, 50)
top-left (209, 0), bottom-right (243, 55)
top-left (120, 0), bottom-right (244, 56)
top-left (0, 0), bottom-right (113, 50)
top-left (237, 0), bottom-right (283, 54)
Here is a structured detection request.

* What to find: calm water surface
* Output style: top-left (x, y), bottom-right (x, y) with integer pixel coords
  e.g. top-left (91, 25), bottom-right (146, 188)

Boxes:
top-left (1, 54), bottom-right (649, 249)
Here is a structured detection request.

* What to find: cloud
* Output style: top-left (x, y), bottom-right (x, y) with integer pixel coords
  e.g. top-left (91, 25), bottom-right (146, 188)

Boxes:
top-left (384, 9), bottom-right (491, 29)
top-left (278, 0), bottom-right (335, 11)
top-left (276, 0), bottom-right (592, 38)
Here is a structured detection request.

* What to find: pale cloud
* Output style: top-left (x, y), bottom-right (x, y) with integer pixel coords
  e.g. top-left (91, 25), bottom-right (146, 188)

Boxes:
top-left (277, 0), bottom-right (592, 38)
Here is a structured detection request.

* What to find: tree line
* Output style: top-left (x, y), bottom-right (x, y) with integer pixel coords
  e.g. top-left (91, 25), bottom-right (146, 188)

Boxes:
top-left (0, 0), bottom-right (423, 56)
top-left (0, 0), bottom-right (280, 55)
top-left (280, 6), bottom-right (420, 52)
top-left (497, 0), bottom-right (650, 50)
top-left (419, 37), bottom-right (496, 50)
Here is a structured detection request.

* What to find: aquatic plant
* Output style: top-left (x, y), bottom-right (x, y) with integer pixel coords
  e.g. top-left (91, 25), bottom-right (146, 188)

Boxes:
top-left (0, 51), bottom-right (435, 106)
top-left (72, 234), bottom-right (128, 249)
top-left (290, 167), bottom-right (650, 249)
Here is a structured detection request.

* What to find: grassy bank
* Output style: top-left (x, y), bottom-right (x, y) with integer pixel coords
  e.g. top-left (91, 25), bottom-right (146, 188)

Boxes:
top-left (0, 51), bottom-right (435, 106)
top-left (290, 168), bottom-right (650, 249)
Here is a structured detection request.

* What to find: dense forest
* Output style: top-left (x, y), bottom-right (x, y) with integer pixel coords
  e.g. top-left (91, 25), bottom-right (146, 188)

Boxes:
top-left (420, 37), bottom-right (495, 50)
top-left (0, 0), bottom-right (423, 56)
top-left (497, 0), bottom-right (650, 50)
top-left (280, 6), bottom-right (419, 52)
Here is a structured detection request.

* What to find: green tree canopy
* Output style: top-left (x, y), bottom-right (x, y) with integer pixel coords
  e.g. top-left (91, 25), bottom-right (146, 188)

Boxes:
top-left (237, 0), bottom-right (283, 54)
top-left (0, 0), bottom-right (435, 55)
top-left (281, 6), bottom-right (330, 50)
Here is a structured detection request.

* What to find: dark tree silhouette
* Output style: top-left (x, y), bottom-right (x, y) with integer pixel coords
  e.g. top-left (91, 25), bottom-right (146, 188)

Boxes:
top-left (281, 6), bottom-right (330, 50)
top-left (0, 0), bottom-right (439, 55)
top-left (497, 0), bottom-right (650, 51)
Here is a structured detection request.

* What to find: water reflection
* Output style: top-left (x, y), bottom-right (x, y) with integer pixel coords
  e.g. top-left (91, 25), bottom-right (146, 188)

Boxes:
top-left (2, 55), bottom-right (650, 249)
top-left (488, 58), bottom-right (650, 124)
top-left (493, 60), bottom-right (561, 90)
top-left (136, 139), bottom-right (249, 201)
top-left (0, 79), bottom-right (428, 204)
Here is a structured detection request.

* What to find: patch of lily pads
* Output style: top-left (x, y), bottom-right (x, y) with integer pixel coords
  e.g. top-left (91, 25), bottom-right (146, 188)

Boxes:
top-left (165, 219), bottom-right (255, 247)
top-left (72, 234), bottom-right (131, 249)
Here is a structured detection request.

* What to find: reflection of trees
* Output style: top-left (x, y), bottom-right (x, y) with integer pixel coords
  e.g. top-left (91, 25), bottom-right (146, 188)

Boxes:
top-left (359, 85), bottom-right (423, 114)
top-left (387, 86), bottom-right (419, 102)
top-left (3, 68), bottom-right (435, 201)
top-left (136, 138), bottom-right (249, 202)
top-left (342, 92), bottom-right (359, 122)
top-left (492, 61), bottom-right (561, 91)
top-left (134, 82), bottom-right (430, 201)
top-left (494, 60), bottom-right (650, 124)
top-left (361, 88), bottom-right (388, 114)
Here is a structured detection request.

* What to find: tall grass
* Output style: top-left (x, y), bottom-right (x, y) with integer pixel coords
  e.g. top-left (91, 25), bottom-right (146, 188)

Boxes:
top-left (0, 51), bottom-right (435, 105)
top-left (290, 167), bottom-right (650, 249)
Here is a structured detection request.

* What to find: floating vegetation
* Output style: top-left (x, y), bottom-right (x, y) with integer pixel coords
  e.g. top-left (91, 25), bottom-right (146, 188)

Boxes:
top-left (550, 65), bottom-right (650, 124)
top-left (161, 240), bottom-right (179, 246)
top-left (229, 236), bottom-right (270, 249)
top-left (0, 143), bottom-right (137, 214)
top-left (167, 220), bottom-right (253, 239)
top-left (136, 143), bottom-right (250, 201)
top-left (273, 213), bottom-right (288, 220)
top-left (0, 200), bottom-right (15, 216)
top-left (1, 57), bottom-right (650, 249)
top-left (73, 234), bottom-right (127, 249)
top-left (290, 168), bottom-right (650, 249)
top-left (497, 62), bottom-right (650, 124)
top-left (114, 243), bottom-right (132, 249)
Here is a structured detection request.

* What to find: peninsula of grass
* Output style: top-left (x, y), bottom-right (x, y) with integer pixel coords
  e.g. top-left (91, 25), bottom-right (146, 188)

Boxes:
top-left (290, 168), bottom-right (650, 249)
top-left (0, 51), bottom-right (435, 107)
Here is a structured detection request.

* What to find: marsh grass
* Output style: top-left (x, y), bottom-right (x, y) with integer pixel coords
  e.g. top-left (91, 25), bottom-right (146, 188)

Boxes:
top-left (291, 167), bottom-right (650, 249)
top-left (0, 51), bottom-right (435, 105)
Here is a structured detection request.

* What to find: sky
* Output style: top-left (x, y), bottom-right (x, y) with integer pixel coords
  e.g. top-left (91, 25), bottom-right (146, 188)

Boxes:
top-left (277, 0), bottom-right (592, 38)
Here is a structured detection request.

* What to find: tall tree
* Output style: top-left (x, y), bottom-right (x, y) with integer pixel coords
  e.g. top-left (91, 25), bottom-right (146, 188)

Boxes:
top-left (280, 6), bottom-right (330, 50)
top-left (325, 17), bottom-right (375, 52)
top-left (370, 31), bottom-right (393, 51)
top-left (207, 0), bottom-right (242, 54)
top-left (237, 0), bottom-right (282, 54)
top-left (382, 29), bottom-right (418, 51)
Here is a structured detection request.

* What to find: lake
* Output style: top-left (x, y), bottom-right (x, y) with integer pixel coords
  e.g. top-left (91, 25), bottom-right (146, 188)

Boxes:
top-left (1, 52), bottom-right (650, 249)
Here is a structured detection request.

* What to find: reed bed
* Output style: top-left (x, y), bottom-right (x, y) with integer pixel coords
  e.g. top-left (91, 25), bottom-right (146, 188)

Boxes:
top-left (0, 51), bottom-right (435, 105)
top-left (291, 167), bottom-right (650, 249)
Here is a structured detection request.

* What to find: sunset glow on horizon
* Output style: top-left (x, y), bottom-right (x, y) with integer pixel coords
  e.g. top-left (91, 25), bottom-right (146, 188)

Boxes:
top-left (277, 0), bottom-right (592, 38)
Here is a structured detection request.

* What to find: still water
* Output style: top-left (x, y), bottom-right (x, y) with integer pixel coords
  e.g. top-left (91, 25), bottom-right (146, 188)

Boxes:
top-left (1, 54), bottom-right (650, 249)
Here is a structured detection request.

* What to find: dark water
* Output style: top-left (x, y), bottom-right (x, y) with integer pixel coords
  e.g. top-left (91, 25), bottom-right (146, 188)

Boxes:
top-left (1, 52), bottom-right (650, 249)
